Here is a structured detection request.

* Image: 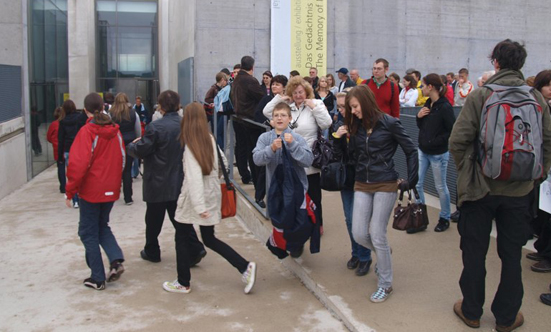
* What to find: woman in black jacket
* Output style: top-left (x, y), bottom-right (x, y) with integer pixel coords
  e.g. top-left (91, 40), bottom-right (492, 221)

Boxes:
top-left (340, 85), bottom-right (418, 303)
top-left (58, 99), bottom-right (87, 207)
top-left (110, 93), bottom-right (141, 205)
top-left (415, 73), bottom-right (456, 233)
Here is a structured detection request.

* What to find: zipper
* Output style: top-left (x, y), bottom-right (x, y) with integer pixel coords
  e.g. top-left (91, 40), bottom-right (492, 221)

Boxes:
top-left (365, 134), bottom-right (370, 181)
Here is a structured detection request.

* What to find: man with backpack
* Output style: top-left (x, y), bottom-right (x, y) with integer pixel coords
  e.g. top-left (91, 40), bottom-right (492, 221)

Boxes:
top-left (362, 58), bottom-right (400, 118)
top-left (449, 39), bottom-right (551, 332)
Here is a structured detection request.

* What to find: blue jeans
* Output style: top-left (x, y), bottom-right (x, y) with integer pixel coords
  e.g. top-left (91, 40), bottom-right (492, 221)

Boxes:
top-left (131, 158), bottom-right (140, 178)
top-left (415, 149), bottom-right (451, 220)
top-left (64, 152), bottom-right (79, 204)
top-left (340, 189), bottom-right (371, 261)
top-left (352, 191), bottom-right (397, 288)
top-left (78, 199), bottom-right (124, 282)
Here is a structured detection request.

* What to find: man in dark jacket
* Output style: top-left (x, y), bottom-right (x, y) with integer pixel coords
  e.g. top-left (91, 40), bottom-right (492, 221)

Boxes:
top-left (127, 90), bottom-right (206, 265)
top-left (336, 67), bottom-right (356, 92)
top-left (449, 40), bottom-right (551, 332)
top-left (230, 56), bottom-right (265, 194)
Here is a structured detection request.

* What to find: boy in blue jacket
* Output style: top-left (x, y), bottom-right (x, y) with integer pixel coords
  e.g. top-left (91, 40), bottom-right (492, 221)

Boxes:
top-left (253, 102), bottom-right (317, 258)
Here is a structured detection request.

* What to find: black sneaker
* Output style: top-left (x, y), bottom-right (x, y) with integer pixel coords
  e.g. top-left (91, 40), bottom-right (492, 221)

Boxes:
top-left (347, 256), bottom-right (360, 270)
top-left (355, 260), bottom-right (372, 276)
top-left (190, 249), bottom-right (207, 267)
top-left (84, 278), bottom-right (105, 290)
top-left (290, 246), bottom-right (304, 258)
top-left (450, 210), bottom-right (460, 222)
top-left (140, 249), bottom-right (161, 263)
top-left (255, 200), bottom-right (266, 209)
top-left (434, 218), bottom-right (450, 232)
top-left (107, 260), bottom-right (125, 282)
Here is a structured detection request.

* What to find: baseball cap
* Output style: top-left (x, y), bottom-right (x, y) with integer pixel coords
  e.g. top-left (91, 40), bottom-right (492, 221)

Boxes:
top-left (336, 68), bottom-right (349, 75)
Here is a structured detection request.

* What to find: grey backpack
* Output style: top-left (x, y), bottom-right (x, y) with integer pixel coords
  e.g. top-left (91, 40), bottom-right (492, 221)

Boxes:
top-left (478, 84), bottom-right (544, 181)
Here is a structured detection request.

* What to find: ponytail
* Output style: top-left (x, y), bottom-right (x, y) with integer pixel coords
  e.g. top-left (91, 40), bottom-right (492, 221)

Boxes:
top-left (92, 110), bottom-right (113, 126)
top-left (423, 73), bottom-right (447, 98)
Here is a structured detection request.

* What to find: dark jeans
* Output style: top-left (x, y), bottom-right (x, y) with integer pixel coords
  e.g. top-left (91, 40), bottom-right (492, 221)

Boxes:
top-left (78, 199), bottom-right (124, 282)
top-left (144, 201), bottom-right (205, 261)
top-left (122, 154), bottom-right (133, 203)
top-left (175, 224), bottom-right (249, 287)
top-left (232, 120), bottom-right (259, 184)
top-left (534, 214), bottom-right (551, 260)
top-left (57, 160), bottom-right (66, 193)
top-left (458, 194), bottom-right (530, 326)
top-left (307, 173), bottom-right (323, 226)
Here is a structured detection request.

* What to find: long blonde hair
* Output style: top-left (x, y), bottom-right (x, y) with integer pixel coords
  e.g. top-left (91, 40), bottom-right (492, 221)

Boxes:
top-left (180, 102), bottom-right (214, 175)
top-left (110, 93), bottom-right (131, 123)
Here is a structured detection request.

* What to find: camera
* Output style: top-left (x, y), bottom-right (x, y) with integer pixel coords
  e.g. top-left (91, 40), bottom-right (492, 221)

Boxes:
top-left (289, 121), bottom-right (298, 130)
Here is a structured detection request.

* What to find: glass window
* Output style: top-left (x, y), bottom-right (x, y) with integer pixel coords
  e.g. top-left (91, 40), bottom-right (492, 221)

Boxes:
top-left (96, 0), bottom-right (158, 79)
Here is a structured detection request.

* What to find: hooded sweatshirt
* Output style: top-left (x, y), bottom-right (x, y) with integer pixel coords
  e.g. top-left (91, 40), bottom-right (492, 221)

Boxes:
top-left (66, 119), bottom-right (125, 202)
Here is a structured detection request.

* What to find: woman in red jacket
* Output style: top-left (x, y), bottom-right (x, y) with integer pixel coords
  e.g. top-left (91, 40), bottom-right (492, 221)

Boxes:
top-left (65, 93), bottom-right (126, 291)
top-left (47, 107), bottom-right (65, 193)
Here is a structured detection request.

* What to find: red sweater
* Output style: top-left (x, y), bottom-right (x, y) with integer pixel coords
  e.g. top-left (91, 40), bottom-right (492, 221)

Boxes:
top-left (362, 78), bottom-right (400, 118)
top-left (66, 120), bottom-right (125, 202)
top-left (47, 120), bottom-right (59, 161)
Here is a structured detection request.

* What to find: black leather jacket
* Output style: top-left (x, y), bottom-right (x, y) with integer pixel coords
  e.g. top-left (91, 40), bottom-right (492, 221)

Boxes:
top-left (126, 112), bottom-right (184, 202)
top-left (348, 114), bottom-right (418, 186)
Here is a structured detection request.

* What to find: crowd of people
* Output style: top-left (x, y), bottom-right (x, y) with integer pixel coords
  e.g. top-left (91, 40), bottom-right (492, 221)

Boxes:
top-left (46, 39), bottom-right (551, 332)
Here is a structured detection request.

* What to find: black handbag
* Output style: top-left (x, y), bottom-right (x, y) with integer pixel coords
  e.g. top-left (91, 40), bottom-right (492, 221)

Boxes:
top-left (320, 159), bottom-right (346, 191)
top-left (311, 130), bottom-right (333, 169)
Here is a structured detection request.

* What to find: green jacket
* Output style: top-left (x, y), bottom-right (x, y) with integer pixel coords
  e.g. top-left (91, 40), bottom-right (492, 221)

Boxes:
top-left (449, 69), bottom-right (551, 207)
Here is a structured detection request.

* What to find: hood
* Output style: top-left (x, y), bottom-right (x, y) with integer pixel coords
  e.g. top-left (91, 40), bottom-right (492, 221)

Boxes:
top-left (484, 69), bottom-right (525, 87)
top-left (88, 122), bottom-right (120, 140)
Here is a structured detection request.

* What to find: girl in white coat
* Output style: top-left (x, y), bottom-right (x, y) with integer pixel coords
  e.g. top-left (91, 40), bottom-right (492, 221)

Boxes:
top-left (399, 74), bottom-right (419, 107)
top-left (162, 102), bottom-right (256, 294)
top-left (263, 76), bottom-right (332, 234)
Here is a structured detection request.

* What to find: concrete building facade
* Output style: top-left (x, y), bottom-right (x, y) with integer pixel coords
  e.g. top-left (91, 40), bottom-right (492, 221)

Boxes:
top-left (1, 0), bottom-right (550, 199)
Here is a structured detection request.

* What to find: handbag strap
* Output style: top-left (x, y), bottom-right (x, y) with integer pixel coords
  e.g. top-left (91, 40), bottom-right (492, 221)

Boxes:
top-left (411, 187), bottom-right (421, 201)
top-left (216, 145), bottom-right (233, 188)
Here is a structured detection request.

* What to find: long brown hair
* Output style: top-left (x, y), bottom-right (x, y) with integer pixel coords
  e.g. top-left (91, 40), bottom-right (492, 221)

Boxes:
top-left (60, 99), bottom-right (76, 120)
top-left (110, 93), bottom-right (131, 123)
top-left (344, 85), bottom-right (383, 135)
top-left (180, 102), bottom-right (214, 175)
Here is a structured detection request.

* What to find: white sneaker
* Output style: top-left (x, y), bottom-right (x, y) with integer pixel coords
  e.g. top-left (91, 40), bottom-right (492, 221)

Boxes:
top-left (162, 280), bottom-right (191, 293)
top-left (370, 287), bottom-right (393, 303)
top-left (242, 262), bottom-right (256, 294)
top-left (73, 201), bottom-right (79, 209)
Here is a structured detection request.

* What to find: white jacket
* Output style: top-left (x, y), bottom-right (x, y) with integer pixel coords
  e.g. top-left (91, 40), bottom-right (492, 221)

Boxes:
top-left (399, 88), bottom-right (419, 107)
top-left (263, 94), bottom-right (332, 175)
top-left (175, 136), bottom-right (227, 226)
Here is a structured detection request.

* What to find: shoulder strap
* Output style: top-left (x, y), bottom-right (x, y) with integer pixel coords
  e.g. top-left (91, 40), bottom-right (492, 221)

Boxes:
top-left (216, 145), bottom-right (232, 188)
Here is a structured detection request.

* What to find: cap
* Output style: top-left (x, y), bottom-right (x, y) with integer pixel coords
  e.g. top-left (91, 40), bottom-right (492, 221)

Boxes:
top-left (405, 68), bottom-right (415, 74)
top-left (336, 68), bottom-right (349, 75)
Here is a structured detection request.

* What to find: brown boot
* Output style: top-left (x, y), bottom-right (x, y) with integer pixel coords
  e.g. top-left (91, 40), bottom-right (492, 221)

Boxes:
top-left (495, 312), bottom-right (524, 332)
top-left (453, 300), bottom-right (480, 328)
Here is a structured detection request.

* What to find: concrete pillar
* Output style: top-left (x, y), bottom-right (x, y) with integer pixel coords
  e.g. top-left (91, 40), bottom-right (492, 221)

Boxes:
top-left (68, 0), bottom-right (96, 109)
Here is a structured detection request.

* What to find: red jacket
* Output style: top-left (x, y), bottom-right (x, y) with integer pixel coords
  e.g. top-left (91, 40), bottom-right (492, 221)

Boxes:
top-left (66, 119), bottom-right (125, 202)
top-left (363, 78), bottom-right (400, 118)
top-left (47, 120), bottom-right (59, 161)
top-left (445, 83), bottom-right (455, 106)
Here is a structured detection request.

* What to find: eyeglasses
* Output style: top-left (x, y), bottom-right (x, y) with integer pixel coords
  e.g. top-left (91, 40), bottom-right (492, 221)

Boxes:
top-left (273, 113), bottom-right (289, 118)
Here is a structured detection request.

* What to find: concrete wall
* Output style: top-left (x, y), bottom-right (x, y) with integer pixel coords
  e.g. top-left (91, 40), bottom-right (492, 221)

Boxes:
top-left (191, 0), bottom-right (551, 99)
top-left (0, 1), bottom-right (28, 200)
top-left (194, 0), bottom-right (271, 102)
top-left (68, 0), bottom-right (96, 109)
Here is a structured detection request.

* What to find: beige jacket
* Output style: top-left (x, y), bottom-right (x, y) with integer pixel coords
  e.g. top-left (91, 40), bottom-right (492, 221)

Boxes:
top-left (175, 136), bottom-right (226, 226)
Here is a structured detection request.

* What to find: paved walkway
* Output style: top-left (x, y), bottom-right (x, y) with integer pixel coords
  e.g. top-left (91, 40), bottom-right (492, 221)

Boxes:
top-left (1, 166), bottom-right (550, 331)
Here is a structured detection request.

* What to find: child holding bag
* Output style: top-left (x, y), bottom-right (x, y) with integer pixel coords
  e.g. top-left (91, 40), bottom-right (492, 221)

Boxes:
top-left (163, 102), bottom-right (257, 294)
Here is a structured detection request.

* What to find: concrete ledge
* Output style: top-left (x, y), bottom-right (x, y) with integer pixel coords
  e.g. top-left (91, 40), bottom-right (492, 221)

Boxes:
top-left (235, 192), bottom-right (369, 332)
